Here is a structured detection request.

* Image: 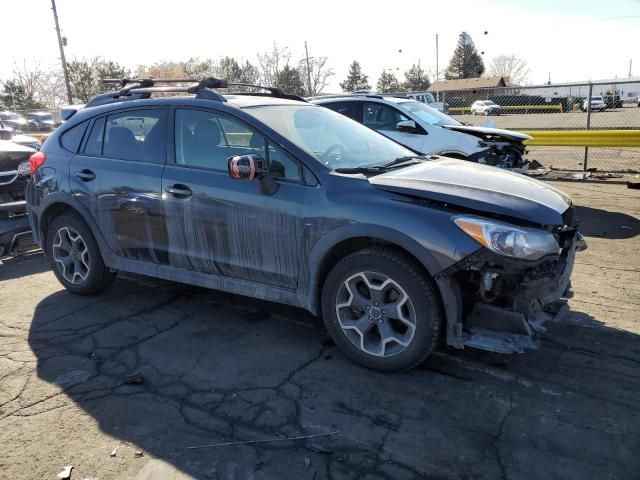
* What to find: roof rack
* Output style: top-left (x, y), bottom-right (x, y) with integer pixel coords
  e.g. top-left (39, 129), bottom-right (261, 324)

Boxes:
top-left (86, 78), bottom-right (306, 108)
top-left (306, 92), bottom-right (394, 101)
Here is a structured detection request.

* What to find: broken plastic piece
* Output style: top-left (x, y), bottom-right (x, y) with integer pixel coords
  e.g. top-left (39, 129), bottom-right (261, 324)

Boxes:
top-left (125, 372), bottom-right (144, 384)
top-left (110, 445), bottom-right (119, 457)
top-left (57, 465), bottom-right (73, 479)
top-left (134, 451), bottom-right (144, 458)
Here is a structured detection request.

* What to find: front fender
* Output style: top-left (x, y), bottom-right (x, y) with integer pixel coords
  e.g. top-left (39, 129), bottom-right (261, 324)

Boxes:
top-left (305, 223), bottom-right (447, 315)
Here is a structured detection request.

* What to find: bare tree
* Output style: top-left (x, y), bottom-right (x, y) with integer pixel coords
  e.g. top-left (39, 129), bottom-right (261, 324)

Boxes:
top-left (257, 44), bottom-right (291, 87)
top-left (11, 61), bottom-right (45, 107)
top-left (298, 56), bottom-right (334, 96)
top-left (489, 54), bottom-right (530, 85)
top-left (36, 70), bottom-right (67, 109)
top-left (0, 61), bottom-right (67, 110)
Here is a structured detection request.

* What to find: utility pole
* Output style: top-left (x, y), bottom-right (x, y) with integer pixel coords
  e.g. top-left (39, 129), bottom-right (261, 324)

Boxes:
top-left (51, 0), bottom-right (73, 104)
top-left (629, 59), bottom-right (633, 78)
top-left (304, 41), bottom-right (313, 96)
top-left (435, 33), bottom-right (439, 102)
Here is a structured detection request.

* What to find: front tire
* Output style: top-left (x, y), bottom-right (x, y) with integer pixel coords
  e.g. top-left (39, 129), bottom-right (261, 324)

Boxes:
top-left (321, 248), bottom-right (442, 372)
top-left (46, 213), bottom-right (116, 294)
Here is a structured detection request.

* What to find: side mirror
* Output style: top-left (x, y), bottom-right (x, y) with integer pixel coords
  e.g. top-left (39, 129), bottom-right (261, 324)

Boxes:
top-left (227, 154), bottom-right (278, 195)
top-left (396, 120), bottom-right (417, 133)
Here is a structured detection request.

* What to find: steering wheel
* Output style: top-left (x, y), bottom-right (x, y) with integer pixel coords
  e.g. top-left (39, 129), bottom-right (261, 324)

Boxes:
top-left (323, 144), bottom-right (344, 163)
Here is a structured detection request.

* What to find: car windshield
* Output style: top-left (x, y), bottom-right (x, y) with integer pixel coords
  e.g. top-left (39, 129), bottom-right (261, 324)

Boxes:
top-left (592, 97), bottom-right (603, 101)
top-left (396, 101), bottom-right (461, 127)
top-left (245, 104), bottom-right (416, 169)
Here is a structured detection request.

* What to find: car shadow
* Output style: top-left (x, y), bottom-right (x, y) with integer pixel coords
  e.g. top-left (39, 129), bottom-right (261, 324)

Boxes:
top-left (0, 250), bottom-right (46, 281)
top-left (25, 274), bottom-right (640, 479)
top-left (574, 205), bottom-right (639, 239)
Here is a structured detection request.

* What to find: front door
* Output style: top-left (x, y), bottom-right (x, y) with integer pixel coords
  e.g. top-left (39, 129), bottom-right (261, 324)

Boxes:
top-left (363, 102), bottom-right (424, 152)
top-left (161, 107), bottom-right (306, 289)
top-left (69, 107), bottom-right (169, 263)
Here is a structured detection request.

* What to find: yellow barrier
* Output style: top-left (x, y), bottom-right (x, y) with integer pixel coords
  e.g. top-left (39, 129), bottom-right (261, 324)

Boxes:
top-left (448, 104), bottom-right (563, 114)
top-left (502, 104), bottom-right (563, 113)
top-left (520, 130), bottom-right (640, 148)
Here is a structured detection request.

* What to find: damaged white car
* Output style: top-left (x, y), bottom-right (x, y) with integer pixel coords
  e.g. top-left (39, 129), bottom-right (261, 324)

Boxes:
top-left (311, 94), bottom-right (531, 172)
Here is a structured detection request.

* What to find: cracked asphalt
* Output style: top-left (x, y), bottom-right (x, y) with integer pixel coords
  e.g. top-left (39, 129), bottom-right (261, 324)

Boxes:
top-left (1, 181), bottom-right (639, 480)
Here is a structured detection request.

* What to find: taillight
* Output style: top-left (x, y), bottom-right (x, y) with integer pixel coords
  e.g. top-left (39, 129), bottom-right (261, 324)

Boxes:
top-left (29, 151), bottom-right (46, 175)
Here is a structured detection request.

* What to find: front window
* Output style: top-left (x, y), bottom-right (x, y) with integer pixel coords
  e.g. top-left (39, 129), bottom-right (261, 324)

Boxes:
top-left (396, 101), bottom-right (461, 127)
top-left (362, 103), bottom-right (410, 131)
top-left (246, 105), bottom-right (415, 169)
top-left (174, 109), bottom-right (301, 181)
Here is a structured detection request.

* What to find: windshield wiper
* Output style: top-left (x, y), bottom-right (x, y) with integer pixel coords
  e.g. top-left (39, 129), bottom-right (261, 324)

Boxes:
top-left (334, 156), bottom-right (427, 175)
top-left (380, 155), bottom-right (427, 168)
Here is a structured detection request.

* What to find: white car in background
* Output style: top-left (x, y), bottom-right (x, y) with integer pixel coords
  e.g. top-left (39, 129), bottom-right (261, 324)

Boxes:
top-left (311, 94), bottom-right (531, 171)
top-left (582, 96), bottom-right (606, 112)
top-left (470, 100), bottom-right (502, 115)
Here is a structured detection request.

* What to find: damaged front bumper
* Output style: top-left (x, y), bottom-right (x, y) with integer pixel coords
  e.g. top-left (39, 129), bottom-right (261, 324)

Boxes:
top-left (436, 230), bottom-right (584, 354)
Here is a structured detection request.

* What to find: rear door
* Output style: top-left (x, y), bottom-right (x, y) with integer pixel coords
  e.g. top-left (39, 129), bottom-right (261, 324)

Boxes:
top-left (362, 102), bottom-right (424, 152)
top-left (69, 107), bottom-right (169, 263)
top-left (161, 106), bottom-right (306, 289)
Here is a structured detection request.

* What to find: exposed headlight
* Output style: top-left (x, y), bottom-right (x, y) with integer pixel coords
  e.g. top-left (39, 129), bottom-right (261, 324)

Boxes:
top-left (453, 216), bottom-right (560, 260)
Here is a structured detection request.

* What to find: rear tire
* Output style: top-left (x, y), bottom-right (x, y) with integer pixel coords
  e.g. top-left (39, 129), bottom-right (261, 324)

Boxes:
top-left (46, 213), bottom-right (116, 295)
top-left (321, 248), bottom-right (442, 372)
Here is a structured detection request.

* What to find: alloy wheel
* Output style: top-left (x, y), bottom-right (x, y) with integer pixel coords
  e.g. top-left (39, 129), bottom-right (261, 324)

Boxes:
top-left (52, 226), bottom-right (90, 284)
top-left (335, 271), bottom-right (417, 357)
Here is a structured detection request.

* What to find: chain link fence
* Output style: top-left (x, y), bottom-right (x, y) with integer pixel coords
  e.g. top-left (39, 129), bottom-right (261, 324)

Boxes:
top-left (439, 80), bottom-right (640, 173)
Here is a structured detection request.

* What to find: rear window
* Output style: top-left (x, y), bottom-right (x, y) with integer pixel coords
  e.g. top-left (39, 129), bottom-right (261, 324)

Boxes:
top-left (84, 117), bottom-right (105, 157)
top-left (60, 120), bottom-right (89, 153)
top-left (82, 109), bottom-right (166, 163)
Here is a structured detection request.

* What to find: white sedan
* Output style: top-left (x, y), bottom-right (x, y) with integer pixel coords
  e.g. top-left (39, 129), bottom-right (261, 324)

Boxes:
top-left (470, 100), bottom-right (502, 115)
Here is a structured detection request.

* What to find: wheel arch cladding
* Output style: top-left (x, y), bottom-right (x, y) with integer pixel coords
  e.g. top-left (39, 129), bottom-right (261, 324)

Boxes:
top-left (39, 198), bottom-right (111, 260)
top-left (308, 230), bottom-right (446, 316)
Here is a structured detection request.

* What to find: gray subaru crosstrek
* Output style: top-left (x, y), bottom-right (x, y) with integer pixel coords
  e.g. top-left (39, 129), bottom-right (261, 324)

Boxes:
top-left (26, 78), bottom-right (586, 372)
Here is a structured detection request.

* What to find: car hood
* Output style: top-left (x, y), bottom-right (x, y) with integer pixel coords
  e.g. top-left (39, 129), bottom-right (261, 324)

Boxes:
top-left (442, 125), bottom-right (531, 142)
top-left (369, 158), bottom-right (571, 226)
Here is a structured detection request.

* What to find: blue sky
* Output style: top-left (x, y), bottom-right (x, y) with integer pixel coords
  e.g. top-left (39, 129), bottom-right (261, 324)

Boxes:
top-left (2, 0), bottom-right (639, 91)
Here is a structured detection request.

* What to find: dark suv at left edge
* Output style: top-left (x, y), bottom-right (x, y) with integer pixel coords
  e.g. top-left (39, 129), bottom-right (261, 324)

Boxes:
top-left (0, 140), bottom-right (34, 257)
top-left (26, 78), bottom-right (586, 372)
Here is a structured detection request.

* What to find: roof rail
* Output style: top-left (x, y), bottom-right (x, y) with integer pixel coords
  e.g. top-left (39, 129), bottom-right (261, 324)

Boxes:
top-left (86, 77), bottom-right (306, 108)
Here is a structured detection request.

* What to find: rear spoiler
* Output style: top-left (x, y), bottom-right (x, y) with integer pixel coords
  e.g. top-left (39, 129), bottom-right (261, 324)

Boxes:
top-left (60, 104), bottom-right (85, 121)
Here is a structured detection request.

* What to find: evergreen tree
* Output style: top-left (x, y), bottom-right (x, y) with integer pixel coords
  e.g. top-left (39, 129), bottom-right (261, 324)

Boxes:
top-left (445, 32), bottom-right (485, 79)
top-left (68, 58), bottom-right (129, 103)
top-left (403, 64), bottom-right (430, 91)
top-left (339, 61), bottom-right (371, 92)
top-left (376, 71), bottom-right (401, 93)
top-left (0, 80), bottom-right (43, 109)
top-left (275, 65), bottom-right (306, 96)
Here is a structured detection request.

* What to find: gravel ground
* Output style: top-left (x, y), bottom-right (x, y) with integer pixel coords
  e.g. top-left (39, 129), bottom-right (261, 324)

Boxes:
top-left (0, 181), bottom-right (639, 480)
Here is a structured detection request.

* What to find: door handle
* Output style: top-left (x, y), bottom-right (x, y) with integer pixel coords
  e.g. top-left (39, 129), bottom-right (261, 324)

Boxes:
top-left (75, 169), bottom-right (96, 182)
top-left (165, 184), bottom-right (193, 198)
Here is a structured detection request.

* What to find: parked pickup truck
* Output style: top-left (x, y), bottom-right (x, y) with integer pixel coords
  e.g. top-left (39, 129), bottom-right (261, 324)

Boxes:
top-left (0, 140), bottom-right (35, 258)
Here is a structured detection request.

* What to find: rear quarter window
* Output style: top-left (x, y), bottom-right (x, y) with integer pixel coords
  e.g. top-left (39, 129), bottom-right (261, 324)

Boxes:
top-left (60, 120), bottom-right (89, 153)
